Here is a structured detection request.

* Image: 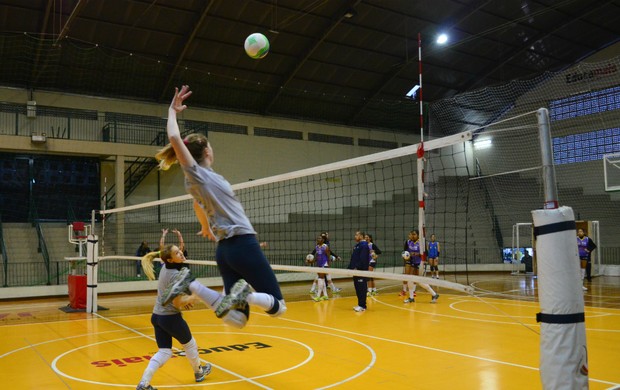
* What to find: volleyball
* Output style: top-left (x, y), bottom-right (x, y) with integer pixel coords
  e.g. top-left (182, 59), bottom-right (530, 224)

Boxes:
top-left (306, 254), bottom-right (315, 263)
top-left (401, 251), bottom-right (411, 260)
top-left (244, 33), bottom-right (270, 59)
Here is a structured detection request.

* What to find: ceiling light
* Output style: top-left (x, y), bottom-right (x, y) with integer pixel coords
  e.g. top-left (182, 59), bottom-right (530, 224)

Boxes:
top-left (436, 33), bottom-right (448, 45)
top-left (405, 85), bottom-right (420, 99)
top-left (473, 138), bottom-right (492, 150)
top-left (343, 8), bottom-right (356, 19)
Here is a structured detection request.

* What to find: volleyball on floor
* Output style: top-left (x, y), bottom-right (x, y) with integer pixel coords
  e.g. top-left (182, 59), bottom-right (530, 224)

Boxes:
top-left (244, 33), bottom-right (270, 59)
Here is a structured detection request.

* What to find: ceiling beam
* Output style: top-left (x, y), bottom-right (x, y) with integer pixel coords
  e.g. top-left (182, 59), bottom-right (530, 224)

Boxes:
top-left (158, 1), bottom-right (215, 101)
top-left (464, 0), bottom-right (614, 91)
top-left (54, 0), bottom-right (87, 44)
top-left (263, 0), bottom-right (362, 115)
top-left (30, 0), bottom-right (56, 86)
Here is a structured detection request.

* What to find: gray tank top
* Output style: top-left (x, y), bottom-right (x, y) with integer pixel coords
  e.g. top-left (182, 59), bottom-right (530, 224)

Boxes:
top-left (183, 163), bottom-right (256, 241)
top-left (152, 266), bottom-right (183, 315)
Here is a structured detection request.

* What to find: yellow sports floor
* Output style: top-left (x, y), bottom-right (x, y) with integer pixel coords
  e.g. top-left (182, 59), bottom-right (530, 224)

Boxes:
top-left (1, 274), bottom-right (619, 389)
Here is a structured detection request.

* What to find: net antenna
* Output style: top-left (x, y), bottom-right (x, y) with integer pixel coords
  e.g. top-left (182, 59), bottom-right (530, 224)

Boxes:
top-left (417, 32), bottom-right (427, 260)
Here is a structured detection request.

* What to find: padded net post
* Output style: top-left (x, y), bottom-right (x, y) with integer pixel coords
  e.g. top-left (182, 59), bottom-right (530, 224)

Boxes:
top-left (86, 234), bottom-right (99, 314)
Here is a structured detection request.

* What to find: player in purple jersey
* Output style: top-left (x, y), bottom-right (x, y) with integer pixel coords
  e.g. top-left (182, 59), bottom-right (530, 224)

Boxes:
top-left (577, 228), bottom-right (596, 290)
top-left (310, 231), bottom-right (342, 293)
top-left (426, 234), bottom-right (440, 279)
top-left (403, 230), bottom-right (439, 303)
top-left (311, 235), bottom-right (331, 301)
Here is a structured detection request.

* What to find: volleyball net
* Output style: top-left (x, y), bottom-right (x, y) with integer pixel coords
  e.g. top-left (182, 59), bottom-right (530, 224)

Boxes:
top-left (79, 108), bottom-right (561, 313)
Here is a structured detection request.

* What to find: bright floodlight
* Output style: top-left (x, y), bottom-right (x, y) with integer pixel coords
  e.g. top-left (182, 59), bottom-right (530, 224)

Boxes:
top-left (473, 138), bottom-right (492, 150)
top-left (406, 85), bottom-right (420, 99)
top-left (436, 33), bottom-right (448, 45)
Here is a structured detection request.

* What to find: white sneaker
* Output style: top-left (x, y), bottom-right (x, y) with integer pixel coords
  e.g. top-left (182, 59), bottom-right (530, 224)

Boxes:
top-left (582, 285), bottom-right (587, 291)
top-left (353, 306), bottom-right (366, 312)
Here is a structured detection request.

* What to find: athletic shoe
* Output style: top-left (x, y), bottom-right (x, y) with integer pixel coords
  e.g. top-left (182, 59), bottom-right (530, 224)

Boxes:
top-left (195, 363), bottom-right (212, 382)
top-left (367, 291), bottom-right (371, 296)
top-left (398, 290), bottom-right (406, 297)
top-left (431, 294), bottom-right (440, 303)
top-left (371, 290), bottom-right (378, 296)
top-left (215, 279), bottom-right (251, 318)
top-left (312, 295), bottom-right (321, 302)
top-left (332, 287), bottom-right (342, 293)
top-left (320, 295), bottom-right (329, 301)
top-left (161, 267), bottom-right (192, 306)
top-left (404, 298), bottom-right (415, 303)
top-left (353, 306), bottom-right (366, 312)
top-left (136, 382), bottom-right (156, 390)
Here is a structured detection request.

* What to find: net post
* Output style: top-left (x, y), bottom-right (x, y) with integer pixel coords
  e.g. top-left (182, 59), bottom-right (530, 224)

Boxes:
top-left (86, 234), bottom-right (99, 313)
top-left (537, 108), bottom-right (558, 209)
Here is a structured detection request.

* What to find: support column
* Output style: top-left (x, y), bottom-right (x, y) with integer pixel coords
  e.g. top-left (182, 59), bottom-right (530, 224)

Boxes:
top-left (115, 156), bottom-right (125, 255)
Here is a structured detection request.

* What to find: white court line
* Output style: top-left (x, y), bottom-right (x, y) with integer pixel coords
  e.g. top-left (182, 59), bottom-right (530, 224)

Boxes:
top-left (272, 299), bottom-right (620, 387)
top-left (49, 331), bottom-right (317, 387)
top-left (188, 324), bottom-right (378, 390)
top-left (95, 313), bottom-right (273, 389)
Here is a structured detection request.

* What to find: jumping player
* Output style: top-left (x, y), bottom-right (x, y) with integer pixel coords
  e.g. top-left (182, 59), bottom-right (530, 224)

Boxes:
top-left (155, 85), bottom-right (286, 324)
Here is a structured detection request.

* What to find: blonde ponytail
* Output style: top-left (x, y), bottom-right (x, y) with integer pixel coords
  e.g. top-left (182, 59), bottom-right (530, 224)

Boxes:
top-left (155, 144), bottom-right (178, 171)
top-left (141, 251), bottom-right (160, 281)
top-left (155, 133), bottom-right (209, 170)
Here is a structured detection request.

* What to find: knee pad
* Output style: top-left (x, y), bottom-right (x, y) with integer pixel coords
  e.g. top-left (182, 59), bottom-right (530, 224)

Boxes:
top-left (152, 348), bottom-right (173, 366)
top-left (266, 299), bottom-right (287, 317)
top-left (222, 308), bottom-right (248, 329)
top-left (182, 337), bottom-right (198, 352)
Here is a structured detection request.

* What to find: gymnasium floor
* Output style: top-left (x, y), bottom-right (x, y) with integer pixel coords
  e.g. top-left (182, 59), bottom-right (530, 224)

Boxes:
top-left (1, 274), bottom-right (618, 389)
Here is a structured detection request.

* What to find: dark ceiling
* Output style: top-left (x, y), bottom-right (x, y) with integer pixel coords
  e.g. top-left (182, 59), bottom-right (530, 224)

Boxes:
top-left (1, 0), bottom-right (619, 133)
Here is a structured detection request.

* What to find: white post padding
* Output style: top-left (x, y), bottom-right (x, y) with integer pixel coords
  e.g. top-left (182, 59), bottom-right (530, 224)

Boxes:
top-left (86, 234), bottom-right (99, 314)
top-left (532, 206), bottom-right (588, 390)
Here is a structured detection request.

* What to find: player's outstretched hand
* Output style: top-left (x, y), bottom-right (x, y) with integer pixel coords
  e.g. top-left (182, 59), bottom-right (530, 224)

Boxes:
top-left (170, 85), bottom-right (192, 113)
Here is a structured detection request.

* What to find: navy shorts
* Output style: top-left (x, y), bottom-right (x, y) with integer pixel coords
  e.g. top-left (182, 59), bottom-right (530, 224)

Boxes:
top-left (216, 234), bottom-right (283, 300)
top-left (151, 313), bottom-right (192, 348)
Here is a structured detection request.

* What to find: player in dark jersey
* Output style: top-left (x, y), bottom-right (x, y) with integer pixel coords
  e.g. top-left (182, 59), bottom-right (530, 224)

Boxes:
top-left (365, 233), bottom-right (382, 296)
